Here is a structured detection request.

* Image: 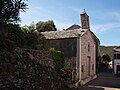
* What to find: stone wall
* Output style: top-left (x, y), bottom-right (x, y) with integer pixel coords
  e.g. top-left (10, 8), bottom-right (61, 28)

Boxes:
top-left (45, 38), bottom-right (77, 82)
top-left (15, 48), bottom-right (54, 68)
top-left (64, 57), bottom-right (77, 83)
top-left (0, 48), bottom-right (67, 90)
top-left (81, 30), bottom-right (96, 80)
top-left (45, 38), bottom-right (77, 58)
top-left (44, 38), bottom-right (79, 84)
top-left (64, 57), bottom-right (76, 70)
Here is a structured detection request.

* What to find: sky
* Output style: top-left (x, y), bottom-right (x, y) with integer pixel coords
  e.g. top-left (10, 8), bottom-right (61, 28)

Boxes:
top-left (20, 0), bottom-right (120, 46)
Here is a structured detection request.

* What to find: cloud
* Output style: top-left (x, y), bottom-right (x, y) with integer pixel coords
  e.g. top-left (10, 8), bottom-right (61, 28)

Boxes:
top-left (110, 11), bottom-right (120, 21)
top-left (20, 6), bottom-right (55, 24)
top-left (72, 7), bottom-right (83, 14)
top-left (88, 10), bottom-right (120, 34)
top-left (91, 10), bottom-right (120, 22)
top-left (91, 22), bottom-right (120, 34)
top-left (20, 5), bottom-right (120, 32)
top-left (71, 7), bottom-right (88, 16)
top-left (20, 5), bottom-right (73, 29)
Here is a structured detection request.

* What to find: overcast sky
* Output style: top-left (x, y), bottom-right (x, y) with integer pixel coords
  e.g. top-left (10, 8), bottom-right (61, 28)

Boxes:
top-left (20, 0), bottom-right (120, 46)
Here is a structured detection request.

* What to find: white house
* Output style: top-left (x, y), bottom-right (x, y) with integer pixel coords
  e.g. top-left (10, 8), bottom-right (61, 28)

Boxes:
top-left (113, 46), bottom-right (120, 76)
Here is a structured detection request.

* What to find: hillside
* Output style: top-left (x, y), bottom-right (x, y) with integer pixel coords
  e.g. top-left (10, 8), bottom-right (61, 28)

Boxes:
top-left (100, 46), bottom-right (117, 60)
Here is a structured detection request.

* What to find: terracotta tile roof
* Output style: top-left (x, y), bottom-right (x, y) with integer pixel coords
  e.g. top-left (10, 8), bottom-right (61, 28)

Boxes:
top-left (41, 29), bottom-right (86, 39)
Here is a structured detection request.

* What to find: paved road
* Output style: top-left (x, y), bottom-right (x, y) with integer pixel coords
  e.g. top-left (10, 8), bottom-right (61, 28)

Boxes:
top-left (77, 72), bottom-right (120, 90)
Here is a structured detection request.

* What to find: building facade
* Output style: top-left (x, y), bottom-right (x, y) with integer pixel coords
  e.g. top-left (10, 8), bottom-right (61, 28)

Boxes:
top-left (41, 11), bottom-right (100, 86)
top-left (113, 46), bottom-right (120, 76)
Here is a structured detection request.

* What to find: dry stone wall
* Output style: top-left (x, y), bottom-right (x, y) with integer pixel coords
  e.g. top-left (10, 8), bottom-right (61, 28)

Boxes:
top-left (15, 48), bottom-right (54, 68)
top-left (0, 48), bottom-right (66, 90)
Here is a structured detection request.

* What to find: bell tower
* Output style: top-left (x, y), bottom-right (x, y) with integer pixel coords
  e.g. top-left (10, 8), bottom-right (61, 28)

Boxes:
top-left (80, 9), bottom-right (90, 30)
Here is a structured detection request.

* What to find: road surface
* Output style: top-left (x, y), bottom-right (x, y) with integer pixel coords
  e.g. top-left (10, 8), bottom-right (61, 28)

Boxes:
top-left (77, 72), bottom-right (120, 90)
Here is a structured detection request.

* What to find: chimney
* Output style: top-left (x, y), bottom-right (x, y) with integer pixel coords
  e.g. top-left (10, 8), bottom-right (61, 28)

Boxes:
top-left (80, 9), bottom-right (90, 30)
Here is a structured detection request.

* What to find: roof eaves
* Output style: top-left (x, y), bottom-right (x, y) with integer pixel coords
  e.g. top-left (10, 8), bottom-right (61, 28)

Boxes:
top-left (41, 29), bottom-right (86, 39)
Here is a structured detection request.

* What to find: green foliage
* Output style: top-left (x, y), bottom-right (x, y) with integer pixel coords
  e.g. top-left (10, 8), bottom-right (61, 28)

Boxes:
top-left (7, 23), bottom-right (25, 47)
top-left (102, 54), bottom-right (111, 64)
top-left (36, 20), bottom-right (57, 32)
top-left (35, 34), bottom-right (44, 50)
top-left (100, 46), bottom-right (117, 70)
top-left (99, 54), bottom-right (111, 70)
top-left (23, 32), bottom-right (38, 49)
top-left (0, 35), bottom-right (6, 50)
top-left (21, 22), bottom-right (36, 33)
top-left (49, 48), bottom-right (72, 80)
top-left (0, 39), bottom-right (16, 52)
top-left (59, 68), bottom-right (71, 79)
top-left (49, 48), bottom-right (64, 70)
top-left (21, 25), bottom-right (45, 50)
top-left (21, 24), bottom-right (37, 49)
top-left (0, 23), bottom-right (24, 50)
top-left (0, 23), bottom-right (45, 50)
top-left (100, 46), bottom-right (116, 60)
top-left (0, 0), bottom-right (27, 23)
top-left (0, 23), bottom-right (68, 90)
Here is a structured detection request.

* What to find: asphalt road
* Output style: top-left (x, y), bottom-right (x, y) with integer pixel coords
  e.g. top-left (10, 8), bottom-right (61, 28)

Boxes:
top-left (77, 72), bottom-right (120, 90)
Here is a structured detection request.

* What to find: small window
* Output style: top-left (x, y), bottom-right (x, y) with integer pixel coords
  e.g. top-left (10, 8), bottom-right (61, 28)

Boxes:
top-left (117, 54), bottom-right (120, 59)
top-left (92, 64), bottom-right (94, 71)
top-left (82, 65), bottom-right (84, 72)
top-left (88, 43), bottom-right (90, 52)
top-left (114, 54), bottom-right (120, 59)
top-left (114, 54), bottom-right (117, 59)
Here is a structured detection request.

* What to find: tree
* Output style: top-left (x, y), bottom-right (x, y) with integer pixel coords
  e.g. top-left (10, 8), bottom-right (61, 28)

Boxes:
top-left (102, 54), bottom-right (111, 64)
top-left (0, 0), bottom-right (27, 23)
top-left (101, 54), bottom-right (111, 69)
top-left (21, 24), bottom-right (45, 50)
top-left (36, 20), bottom-right (57, 32)
top-left (21, 22), bottom-right (36, 33)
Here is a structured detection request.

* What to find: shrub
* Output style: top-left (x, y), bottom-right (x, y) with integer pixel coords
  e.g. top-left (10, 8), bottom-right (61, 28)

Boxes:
top-left (49, 48), bottom-right (72, 80)
top-left (59, 68), bottom-right (71, 79)
top-left (49, 48), bottom-right (64, 70)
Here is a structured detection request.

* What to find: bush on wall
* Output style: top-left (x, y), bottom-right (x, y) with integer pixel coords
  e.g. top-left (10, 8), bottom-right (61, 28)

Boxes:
top-left (49, 48), bottom-right (64, 70)
top-left (49, 48), bottom-right (71, 80)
